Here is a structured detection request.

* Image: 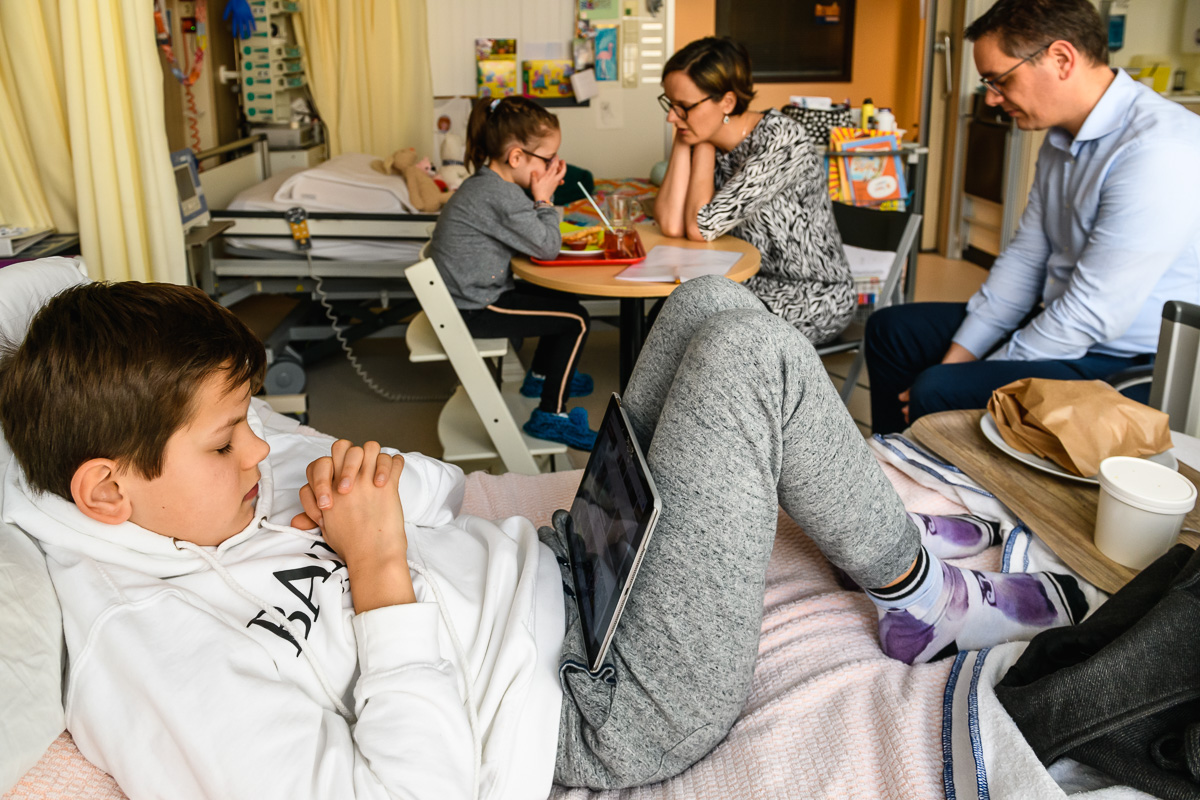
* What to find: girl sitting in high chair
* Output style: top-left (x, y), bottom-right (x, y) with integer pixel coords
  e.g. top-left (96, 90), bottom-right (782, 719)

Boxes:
top-left (429, 96), bottom-right (596, 451)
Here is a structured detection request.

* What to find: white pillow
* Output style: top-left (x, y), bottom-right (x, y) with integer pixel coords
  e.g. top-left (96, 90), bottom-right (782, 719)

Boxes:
top-left (0, 256), bottom-right (89, 793)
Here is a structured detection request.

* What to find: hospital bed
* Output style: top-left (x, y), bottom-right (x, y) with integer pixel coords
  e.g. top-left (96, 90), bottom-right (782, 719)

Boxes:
top-left (4, 259), bottom-right (1158, 800)
top-left (193, 136), bottom-right (440, 395)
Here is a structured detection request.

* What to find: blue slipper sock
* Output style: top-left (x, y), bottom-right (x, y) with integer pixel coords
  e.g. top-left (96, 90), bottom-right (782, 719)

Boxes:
top-left (523, 407), bottom-right (597, 450)
top-left (520, 370), bottom-right (594, 399)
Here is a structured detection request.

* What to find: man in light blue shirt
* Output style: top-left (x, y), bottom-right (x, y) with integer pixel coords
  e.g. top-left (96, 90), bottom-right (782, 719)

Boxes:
top-left (865, 0), bottom-right (1200, 434)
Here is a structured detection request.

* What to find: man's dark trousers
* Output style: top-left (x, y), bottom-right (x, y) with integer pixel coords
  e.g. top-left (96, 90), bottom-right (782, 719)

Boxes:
top-left (864, 302), bottom-right (1152, 434)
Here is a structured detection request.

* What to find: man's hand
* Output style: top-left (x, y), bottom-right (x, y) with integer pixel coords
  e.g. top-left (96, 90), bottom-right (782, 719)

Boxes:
top-left (898, 388), bottom-right (912, 425)
top-left (294, 440), bottom-right (414, 613)
top-left (530, 157), bottom-right (568, 204)
top-left (896, 343), bottom-right (980, 425)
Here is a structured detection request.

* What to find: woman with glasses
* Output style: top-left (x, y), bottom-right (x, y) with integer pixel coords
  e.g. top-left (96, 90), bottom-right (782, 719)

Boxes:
top-left (655, 37), bottom-right (855, 346)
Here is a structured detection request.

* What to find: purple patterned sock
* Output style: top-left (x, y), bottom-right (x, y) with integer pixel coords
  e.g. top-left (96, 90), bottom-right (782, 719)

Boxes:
top-left (908, 512), bottom-right (1001, 559)
top-left (867, 547), bottom-right (1090, 664)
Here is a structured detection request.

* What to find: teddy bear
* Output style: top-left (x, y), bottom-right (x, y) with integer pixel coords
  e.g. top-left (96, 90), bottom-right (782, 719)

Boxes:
top-left (439, 132), bottom-right (472, 191)
top-left (377, 147), bottom-right (451, 212)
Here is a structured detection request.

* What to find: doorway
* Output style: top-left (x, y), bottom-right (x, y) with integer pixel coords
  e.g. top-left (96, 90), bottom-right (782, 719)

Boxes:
top-left (923, 0), bottom-right (1044, 263)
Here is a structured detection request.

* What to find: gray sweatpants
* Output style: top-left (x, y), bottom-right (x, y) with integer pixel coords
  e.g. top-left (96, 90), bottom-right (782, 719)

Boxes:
top-left (546, 276), bottom-right (920, 788)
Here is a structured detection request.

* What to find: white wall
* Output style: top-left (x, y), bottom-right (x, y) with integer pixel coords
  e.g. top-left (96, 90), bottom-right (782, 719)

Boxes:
top-left (1106, 0), bottom-right (1186, 66)
top-left (426, 0), bottom-right (672, 178)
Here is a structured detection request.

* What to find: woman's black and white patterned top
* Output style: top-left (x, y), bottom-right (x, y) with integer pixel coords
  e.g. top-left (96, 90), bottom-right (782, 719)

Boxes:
top-left (696, 109), bottom-right (855, 346)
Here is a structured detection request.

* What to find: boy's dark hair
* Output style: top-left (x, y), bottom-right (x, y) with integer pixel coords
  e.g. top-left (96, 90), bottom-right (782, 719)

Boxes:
top-left (0, 282), bottom-right (266, 500)
top-left (465, 96), bottom-right (561, 171)
top-left (965, 0), bottom-right (1107, 65)
top-left (663, 37), bottom-right (756, 117)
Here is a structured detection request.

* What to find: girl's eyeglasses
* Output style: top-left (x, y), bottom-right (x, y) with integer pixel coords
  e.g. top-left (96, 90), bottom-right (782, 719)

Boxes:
top-left (522, 150), bottom-right (557, 168)
top-left (980, 44), bottom-right (1048, 96)
top-left (657, 93), bottom-right (717, 121)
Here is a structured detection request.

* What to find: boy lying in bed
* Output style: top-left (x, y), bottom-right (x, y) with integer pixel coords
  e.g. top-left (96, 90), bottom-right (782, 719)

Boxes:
top-left (0, 277), bottom-right (1090, 798)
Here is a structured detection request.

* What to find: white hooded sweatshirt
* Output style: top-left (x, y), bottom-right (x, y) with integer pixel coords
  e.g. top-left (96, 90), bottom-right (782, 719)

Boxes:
top-left (3, 401), bottom-right (566, 800)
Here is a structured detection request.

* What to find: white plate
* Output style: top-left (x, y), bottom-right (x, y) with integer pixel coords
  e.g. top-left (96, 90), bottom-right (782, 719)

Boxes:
top-left (979, 413), bottom-right (1177, 485)
top-left (559, 247), bottom-right (604, 257)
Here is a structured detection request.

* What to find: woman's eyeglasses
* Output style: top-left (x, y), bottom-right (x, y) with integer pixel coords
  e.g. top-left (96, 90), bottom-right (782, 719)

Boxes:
top-left (657, 93), bottom-right (717, 121)
top-left (979, 44), bottom-right (1048, 96)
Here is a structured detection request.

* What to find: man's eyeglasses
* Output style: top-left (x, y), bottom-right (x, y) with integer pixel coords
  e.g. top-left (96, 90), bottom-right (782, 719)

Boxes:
top-left (657, 93), bottom-right (717, 121)
top-left (979, 44), bottom-right (1048, 96)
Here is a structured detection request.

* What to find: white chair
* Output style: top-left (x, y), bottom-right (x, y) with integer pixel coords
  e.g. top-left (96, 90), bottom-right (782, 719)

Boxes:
top-left (403, 256), bottom-right (567, 474)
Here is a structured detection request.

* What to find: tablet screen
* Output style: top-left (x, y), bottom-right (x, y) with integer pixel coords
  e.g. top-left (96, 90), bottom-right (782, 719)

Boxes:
top-left (565, 394), bottom-right (660, 667)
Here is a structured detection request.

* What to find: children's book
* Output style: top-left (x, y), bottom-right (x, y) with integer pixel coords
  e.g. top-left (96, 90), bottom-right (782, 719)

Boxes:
top-left (842, 135), bottom-right (907, 208)
top-left (827, 127), bottom-right (907, 210)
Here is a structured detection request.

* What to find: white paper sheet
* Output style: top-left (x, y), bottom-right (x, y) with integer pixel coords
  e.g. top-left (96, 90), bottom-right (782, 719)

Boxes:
top-left (843, 243), bottom-right (896, 278)
top-left (616, 245), bottom-right (742, 283)
top-left (570, 68), bottom-right (599, 101)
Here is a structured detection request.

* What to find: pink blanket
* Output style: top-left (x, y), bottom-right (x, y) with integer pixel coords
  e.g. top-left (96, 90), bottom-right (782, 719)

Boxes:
top-left (7, 460), bottom-right (997, 800)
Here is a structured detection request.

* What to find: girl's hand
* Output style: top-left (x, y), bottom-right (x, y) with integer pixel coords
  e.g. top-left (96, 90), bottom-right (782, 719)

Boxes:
top-left (531, 157), bottom-right (568, 204)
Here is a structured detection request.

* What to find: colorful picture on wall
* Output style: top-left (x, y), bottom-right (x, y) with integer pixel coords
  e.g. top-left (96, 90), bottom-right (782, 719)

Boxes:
top-left (475, 38), bottom-right (516, 60)
top-left (594, 26), bottom-right (618, 81)
top-left (578, 0), bottom-right (620, 21)
top-left (523, 60), bottom-right (575, 99)
top-left (476, 38), bottom-right (519, 98)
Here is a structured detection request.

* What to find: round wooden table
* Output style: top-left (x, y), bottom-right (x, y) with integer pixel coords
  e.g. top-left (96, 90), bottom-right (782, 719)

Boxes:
top-left (511, 223), bottom-right (761, 389)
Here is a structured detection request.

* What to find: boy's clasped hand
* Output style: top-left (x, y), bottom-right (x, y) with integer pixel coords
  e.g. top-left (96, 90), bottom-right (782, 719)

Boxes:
top-left (293, 439), bottom-right (415, 612)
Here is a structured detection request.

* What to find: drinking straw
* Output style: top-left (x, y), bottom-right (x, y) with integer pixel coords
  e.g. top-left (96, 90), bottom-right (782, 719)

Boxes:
top-left (577, 182), bottom-right (616, 232)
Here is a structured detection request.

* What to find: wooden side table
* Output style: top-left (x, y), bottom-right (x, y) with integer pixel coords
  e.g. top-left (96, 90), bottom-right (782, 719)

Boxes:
top-left (911, 409), bottom-right (1200, 594)
top-left (511, 223), bottom-right (761, 389)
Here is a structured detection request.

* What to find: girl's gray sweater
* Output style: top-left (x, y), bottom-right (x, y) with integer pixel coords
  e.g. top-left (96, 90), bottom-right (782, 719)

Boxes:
top-left (428, 166), bottom-right (562, 310)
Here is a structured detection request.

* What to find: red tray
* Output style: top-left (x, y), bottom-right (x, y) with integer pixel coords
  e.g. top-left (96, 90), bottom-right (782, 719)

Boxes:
top-left (530, 229), bottom-right (647, 266)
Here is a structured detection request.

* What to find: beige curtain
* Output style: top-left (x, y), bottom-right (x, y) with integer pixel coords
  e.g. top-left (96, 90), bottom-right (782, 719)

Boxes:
top-left (0, 1), bottom-right (74, 233)
top-left (296, 0), bottom-right (434, 160)
top-left (0, 0), bottom-right (186, 283)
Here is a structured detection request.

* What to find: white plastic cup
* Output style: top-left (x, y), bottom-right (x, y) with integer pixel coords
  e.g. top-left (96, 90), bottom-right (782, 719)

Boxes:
top-left (1094, 456), bottom-right (1197, 569)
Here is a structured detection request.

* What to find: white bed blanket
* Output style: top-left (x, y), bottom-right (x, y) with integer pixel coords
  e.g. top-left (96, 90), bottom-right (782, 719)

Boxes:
top-left (273, 153), bottom-right (417, 213)
top-left (223, 160), bottom-right (425, 262)
top-left (872, 435), bottom-right (1150, 800)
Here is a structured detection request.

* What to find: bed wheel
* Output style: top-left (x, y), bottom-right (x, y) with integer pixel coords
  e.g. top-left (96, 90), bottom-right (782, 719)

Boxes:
top-left (264, 359), bottom-right (307, 394)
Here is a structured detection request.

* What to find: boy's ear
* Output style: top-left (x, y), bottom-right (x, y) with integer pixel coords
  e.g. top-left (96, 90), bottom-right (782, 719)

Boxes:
top-left (70, 459), bottom-right (134, 525)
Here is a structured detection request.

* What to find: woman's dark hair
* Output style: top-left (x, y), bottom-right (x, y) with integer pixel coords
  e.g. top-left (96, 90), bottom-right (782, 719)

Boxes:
top-left (662, 37), bottom-right (756, 116)
top-left (464, 96), bottom-right (560, 171)
top-left (965, 0), bottom-right (1107, 65)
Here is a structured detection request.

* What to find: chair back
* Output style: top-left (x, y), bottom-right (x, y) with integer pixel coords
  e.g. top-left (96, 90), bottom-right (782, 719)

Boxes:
top-left (831, 204), bottom-right (922, 313)
top-left (403, 258), bottom-right (563, 473)
top-left (831, 201), bottom-right (914, 253)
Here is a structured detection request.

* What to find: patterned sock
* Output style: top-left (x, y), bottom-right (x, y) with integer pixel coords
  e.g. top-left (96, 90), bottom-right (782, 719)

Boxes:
top-left (909, 512), bottom-right (1001, 559)
top-left (867, 547), bottom-right (1090, 664)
